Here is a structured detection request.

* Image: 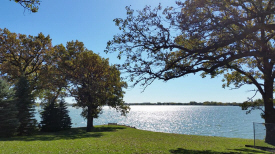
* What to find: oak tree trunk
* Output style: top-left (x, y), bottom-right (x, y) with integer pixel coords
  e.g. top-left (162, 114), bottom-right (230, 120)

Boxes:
top-left (263, 72), bottom-right (275, 146)
top-left (265, 122), bottom-right (275, 146)
top-left (86, 106), bottom-right (94, 132)
top-left (264, 98), bottom-right (275, 146)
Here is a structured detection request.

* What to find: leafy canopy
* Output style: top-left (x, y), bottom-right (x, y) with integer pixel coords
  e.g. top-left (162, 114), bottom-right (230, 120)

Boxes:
top-left (106, 1), bottom-right (275, 137)
top-left (0, 28), bottom-right (53, 96)
top-left (106, 1), bottom-right (275, 104)
top-left (56, 41), bottom-right (129, 130)
top-left (107, 1), bottom-right (274, 89)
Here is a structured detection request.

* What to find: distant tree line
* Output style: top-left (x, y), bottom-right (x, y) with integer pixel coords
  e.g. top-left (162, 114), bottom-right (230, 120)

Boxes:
top-left (125, 101), bottom-right (242, 106)
top-left (127, 99), bottom-right (275, 109)
top-left (0, 28), bottom-right (129, 137)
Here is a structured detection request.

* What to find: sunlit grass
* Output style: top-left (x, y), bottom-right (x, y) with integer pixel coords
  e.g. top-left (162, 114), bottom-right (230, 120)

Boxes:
top-left (0, 125), bottom-right (274, 153)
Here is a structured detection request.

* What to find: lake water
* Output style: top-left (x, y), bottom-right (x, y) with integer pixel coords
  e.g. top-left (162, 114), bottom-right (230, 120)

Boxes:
top-left (35, 105), bottom-right (264, 139)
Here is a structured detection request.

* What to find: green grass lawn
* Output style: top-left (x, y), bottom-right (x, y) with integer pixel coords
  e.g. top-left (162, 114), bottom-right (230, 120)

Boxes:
top-left (0, 125), bottom-right (274, 153)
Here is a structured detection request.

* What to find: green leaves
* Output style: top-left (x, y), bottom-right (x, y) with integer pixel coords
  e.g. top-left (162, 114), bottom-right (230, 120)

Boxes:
top-left (0, 28), bottom-right (53, 99)
top-left (59, 41), bottom-right (129, 130)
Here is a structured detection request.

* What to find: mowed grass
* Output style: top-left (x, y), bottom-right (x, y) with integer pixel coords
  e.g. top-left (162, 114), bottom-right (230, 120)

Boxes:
top-left (0, 125), bottom-right (274, 154)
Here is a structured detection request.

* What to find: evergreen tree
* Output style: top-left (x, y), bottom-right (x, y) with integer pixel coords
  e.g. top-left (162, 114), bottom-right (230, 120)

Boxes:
top-left (58, 98), bottom-right (72, 130)
top-left (0, 79), bottom-right (19, 137)
top-left (40, 101), bottom-right (61, 132)
top-left (40, 98), bottom-right (71, 132)
top-left (15, 77), bottom-right (37, 135)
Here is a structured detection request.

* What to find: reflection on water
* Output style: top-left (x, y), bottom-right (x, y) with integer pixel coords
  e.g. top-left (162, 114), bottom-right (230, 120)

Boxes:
top-left (35, 105), bottom-right (263, 139)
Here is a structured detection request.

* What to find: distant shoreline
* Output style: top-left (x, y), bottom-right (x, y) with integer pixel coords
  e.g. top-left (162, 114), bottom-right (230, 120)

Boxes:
top-left (124, 102), bottom-right (242, 106)
top-left (36, 102), bottom-right (243, 107)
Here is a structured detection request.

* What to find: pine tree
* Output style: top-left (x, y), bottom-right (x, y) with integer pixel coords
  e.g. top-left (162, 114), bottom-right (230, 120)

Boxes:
top-left (0, 79), bottom-right (19, 137)
top-left (58, 98), bottom-right (72, 130)
top-left (40, 98), bottom-right (71, 132)
top-left (15, 77), bottom-right (37, 135)
top-left (40, 101), bottom-right (61, 132)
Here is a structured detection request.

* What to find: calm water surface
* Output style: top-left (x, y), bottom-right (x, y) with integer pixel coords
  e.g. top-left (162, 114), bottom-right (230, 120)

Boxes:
top-left (35, 105), bottom-right (263, 139)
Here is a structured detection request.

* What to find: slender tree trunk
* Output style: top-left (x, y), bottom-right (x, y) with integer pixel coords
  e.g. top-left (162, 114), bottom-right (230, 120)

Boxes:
top-left (86, 106), bottom-right (94, 132)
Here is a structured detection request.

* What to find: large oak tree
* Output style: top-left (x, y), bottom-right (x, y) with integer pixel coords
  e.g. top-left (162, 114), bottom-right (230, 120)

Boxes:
top-left (0, 28), bottom-right (52, 93)
top-left (106, 0), bottom-right (275, 145)
top-left (60, 41), bottom-right (129, 132)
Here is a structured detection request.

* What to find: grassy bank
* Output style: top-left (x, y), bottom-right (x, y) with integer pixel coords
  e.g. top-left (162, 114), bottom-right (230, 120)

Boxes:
top-left (0, 125), bottom-right (274, 153)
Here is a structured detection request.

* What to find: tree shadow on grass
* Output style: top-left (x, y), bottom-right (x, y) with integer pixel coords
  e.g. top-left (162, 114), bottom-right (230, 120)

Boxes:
top-left (0, 126), bottom-right (125, 141)
top-left (169, 148), bottom-right (233, 154)
top-left (241, 145), bottom-right (275, 153)
top-left (169, 147), bottom-right (269, 154)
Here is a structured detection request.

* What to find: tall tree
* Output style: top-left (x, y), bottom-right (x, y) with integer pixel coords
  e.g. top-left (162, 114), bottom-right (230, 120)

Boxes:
top-left (62, 41), bottom-right (129, 132)
top-left (0, 28), bottom-right (53, 95)
top-left (10, 0), bottom-right (40, 12)
top-left (0, 29), bottom-right (53, 135)
top-left (106, 1), bottom-right (275, 145)
top-left (15, 77), bottom-right (37, 135)
top-left (0, 78), bottom-right (19, 137)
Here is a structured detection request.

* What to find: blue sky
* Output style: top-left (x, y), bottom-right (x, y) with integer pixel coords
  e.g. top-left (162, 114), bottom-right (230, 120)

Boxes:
top-left (1, 0), bottom-right (261, 103)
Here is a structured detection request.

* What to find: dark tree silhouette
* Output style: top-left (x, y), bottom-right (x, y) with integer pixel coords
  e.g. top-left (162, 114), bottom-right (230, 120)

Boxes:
top-left (15, 77), bottom-right (37, 135)
top-left (106, 0), bottom-right (275, 145)
top-left (58, 98), bottom-right (72, 130)
top-left (0, 79), bottom-right (19, 137)
top-left (40, 98), bottom-right (71, 132)
top-left (40, 101), bottom-right (60, 132)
